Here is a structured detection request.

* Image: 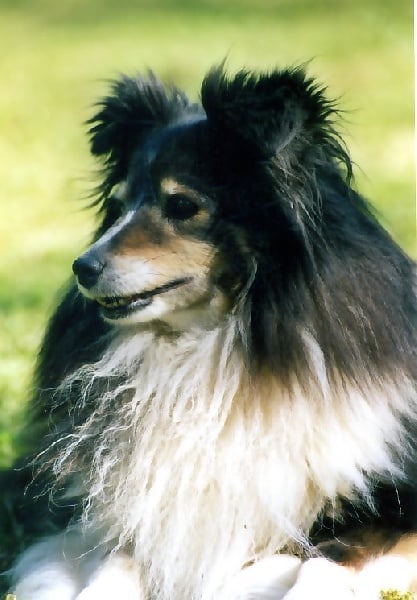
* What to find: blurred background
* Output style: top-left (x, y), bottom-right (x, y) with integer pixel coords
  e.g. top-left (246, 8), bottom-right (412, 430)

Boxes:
top-left (0, 0), bottom-right (414, 466)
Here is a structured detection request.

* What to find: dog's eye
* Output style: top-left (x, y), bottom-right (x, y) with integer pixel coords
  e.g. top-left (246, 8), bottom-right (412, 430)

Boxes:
top-left (164, 194), bottom-right (200, 221)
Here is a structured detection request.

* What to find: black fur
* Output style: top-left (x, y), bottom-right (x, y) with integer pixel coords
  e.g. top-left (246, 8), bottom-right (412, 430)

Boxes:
top-left (1, 65), bottom-right (416, 595)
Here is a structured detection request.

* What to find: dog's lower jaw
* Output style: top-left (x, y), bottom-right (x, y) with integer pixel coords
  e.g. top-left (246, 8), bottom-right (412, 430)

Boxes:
top-left (97, 277), bottom-right (193, 321)
top-left (100, 284), bottom-right (230, 332)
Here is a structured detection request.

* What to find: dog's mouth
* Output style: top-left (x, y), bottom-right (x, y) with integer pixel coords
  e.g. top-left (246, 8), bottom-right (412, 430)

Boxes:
top-left (95, 277), bottom-right (192, 320)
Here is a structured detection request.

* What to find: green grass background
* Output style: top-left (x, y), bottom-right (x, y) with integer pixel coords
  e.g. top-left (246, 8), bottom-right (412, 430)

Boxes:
top-left (0, 0), bottom-right (415, 467)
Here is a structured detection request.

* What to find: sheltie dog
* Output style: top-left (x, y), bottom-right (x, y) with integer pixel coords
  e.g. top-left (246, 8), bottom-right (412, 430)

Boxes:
top-left (2, 65), bottom-right (417, 599)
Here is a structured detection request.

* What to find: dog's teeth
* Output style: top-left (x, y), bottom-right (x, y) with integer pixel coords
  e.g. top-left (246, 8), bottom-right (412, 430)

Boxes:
top-left (97, 296), bottom-right (134, 308)
top-left (95, 279), bottom-right (188, 311)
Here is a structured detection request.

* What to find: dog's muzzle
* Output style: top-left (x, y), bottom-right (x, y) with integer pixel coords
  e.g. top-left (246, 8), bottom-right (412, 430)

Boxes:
top-left (73, 250), bottom-right (193, 322)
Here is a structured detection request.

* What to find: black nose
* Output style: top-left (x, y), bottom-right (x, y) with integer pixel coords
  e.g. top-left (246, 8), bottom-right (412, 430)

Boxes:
top-left (72, 254), bottom-right (105, 289)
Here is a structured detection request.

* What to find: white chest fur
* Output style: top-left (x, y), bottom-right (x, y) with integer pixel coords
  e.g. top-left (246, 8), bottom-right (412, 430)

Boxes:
top-left (50, 319), bottom-right (408, 599)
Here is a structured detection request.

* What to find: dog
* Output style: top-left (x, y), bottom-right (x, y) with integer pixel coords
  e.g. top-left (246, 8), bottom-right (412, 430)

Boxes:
top-left (2, 65), bottom-right (417, 599)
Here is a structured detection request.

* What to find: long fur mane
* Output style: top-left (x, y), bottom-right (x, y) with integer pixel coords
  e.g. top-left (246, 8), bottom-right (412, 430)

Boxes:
top-left (38, 316), bottom-right (415, 598)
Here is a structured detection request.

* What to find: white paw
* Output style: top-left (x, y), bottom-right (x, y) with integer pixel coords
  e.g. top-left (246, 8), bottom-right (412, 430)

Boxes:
top-left (75, 553), bottom-right (143, 600)
top-left (283, 558), bottom-right (355, 600)
top-left (12, 535), bottom-right (81, 600)
top-left (218, 555), bottom-right (302, 599)
top-left (355, 554), bottom-right (413, 600)
top-left (13, 565), bottom-right (79, 600)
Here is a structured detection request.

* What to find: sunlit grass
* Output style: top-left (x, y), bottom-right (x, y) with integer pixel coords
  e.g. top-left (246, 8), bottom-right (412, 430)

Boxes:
top-left (0, 0), bottom-right (414, 466)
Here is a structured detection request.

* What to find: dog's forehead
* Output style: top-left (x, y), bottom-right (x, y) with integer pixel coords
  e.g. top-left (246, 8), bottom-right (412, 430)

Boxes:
top-left (139, 116), bottom-right (211, 178)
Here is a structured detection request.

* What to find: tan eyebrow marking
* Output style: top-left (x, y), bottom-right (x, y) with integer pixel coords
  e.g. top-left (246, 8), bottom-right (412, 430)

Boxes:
top-left (160, 177), bottom-right (198, 197)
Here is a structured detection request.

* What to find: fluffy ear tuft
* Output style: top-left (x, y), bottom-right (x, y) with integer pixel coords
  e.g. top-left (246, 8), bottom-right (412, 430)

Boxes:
top-left (88, 73), bottom-right (193, 197)
top-left (201, 65), bottom-right (348, 167)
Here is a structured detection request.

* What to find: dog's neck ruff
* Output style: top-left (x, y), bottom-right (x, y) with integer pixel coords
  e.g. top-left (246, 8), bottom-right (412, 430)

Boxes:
top-left (51, 317), bottom-right (411, 599)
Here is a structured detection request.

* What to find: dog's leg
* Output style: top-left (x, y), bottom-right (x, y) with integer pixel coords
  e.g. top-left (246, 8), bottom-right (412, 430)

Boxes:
top-left (216, 555), bottom-right (302, 599)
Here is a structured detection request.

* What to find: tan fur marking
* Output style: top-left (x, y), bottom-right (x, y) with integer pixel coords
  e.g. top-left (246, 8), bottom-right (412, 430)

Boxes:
top-left (108, 204), bottom-right (215, 290)
top-left (319, 529), bottom-right (417, 583)
top-left (324, 529), bottom-right (400, 569)
top-left (111, 207), bottom-right (170, 256)
top-left (113, 234), bottom-right (214, 280)
top-left (388, 534), bottom-right (417, 592)
top-left (160, 177), bottom-right (191, 196)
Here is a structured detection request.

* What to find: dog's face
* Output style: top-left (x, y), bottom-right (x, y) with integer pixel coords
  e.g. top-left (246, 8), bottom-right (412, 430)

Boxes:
top-left (73, 118), bottom-right (243, 328)
top-left (72, 67), bottom-right (354, 336)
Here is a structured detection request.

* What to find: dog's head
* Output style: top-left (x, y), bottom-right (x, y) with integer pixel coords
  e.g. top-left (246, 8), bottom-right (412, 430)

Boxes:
top-left (73, 67), bottom-right (352, 335)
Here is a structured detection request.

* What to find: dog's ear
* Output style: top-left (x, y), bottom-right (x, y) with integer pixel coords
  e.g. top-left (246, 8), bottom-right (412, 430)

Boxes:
top-left (88, 73), bottom-right (192, 195)
top-left (201, 65), bottom-right (352, 259)
top-left (201, 65), bottom-right (348, 170)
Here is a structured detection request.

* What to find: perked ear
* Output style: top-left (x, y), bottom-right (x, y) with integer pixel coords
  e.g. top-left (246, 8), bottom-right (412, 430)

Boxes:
top-left (88, 73), bottom-right (192, 195)
top-left (201, 65), bottom-right (349, 169)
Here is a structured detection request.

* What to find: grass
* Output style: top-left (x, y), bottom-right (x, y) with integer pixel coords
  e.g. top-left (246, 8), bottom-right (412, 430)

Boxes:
top-left (0, 0), bottom-right (414, 466)
top-left (380, 592), bottom-right (414, 600)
